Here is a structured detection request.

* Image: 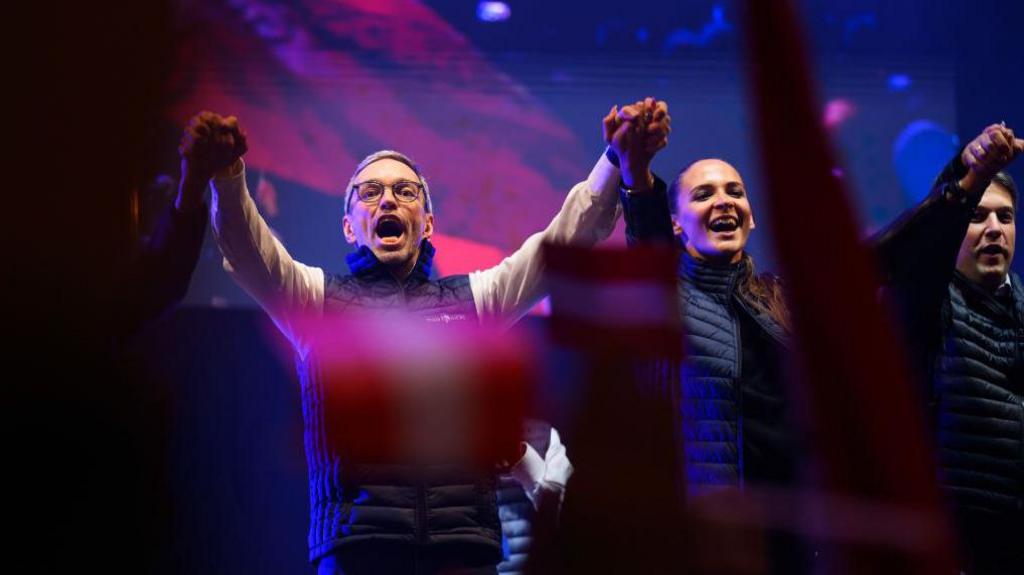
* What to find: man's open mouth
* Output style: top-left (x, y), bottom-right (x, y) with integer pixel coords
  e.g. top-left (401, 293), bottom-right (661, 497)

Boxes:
top-left (979, 244), bottom-right (1007, 256)
top-left (375, 216), bottom-right (405, 240)
top-left (708, 216), bottom-right (739, 233)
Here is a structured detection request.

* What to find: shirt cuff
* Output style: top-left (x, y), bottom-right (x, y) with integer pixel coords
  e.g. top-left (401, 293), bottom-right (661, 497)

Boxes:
top-left (604, 146), bottom-right (620, 168)
top-left (508, 442), bottom-right (545, 499)
top-left (587, 150), bottom-right (623, 201)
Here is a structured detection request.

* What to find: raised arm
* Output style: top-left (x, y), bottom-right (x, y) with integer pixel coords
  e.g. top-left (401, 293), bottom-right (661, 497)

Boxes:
top-left (610, 98), bottom-right (676, 246)
top-left (182, 111), bottom-right (324, 353)
top-left (116, 198), bottom-right (208, 337)
top-left (873, 124), bottom-right (1023, 295)
top-left (469, 99), bottom-right (672, 327)
top-left (872, 123), bottom-right (1023, 363)
top-left (468, 153), bottom-right (622, 327)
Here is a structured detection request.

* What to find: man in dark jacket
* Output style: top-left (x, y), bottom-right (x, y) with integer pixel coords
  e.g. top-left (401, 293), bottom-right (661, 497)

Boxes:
top-left (183, 109), bottom-right (668, 574)
top-left (875, 123), bottom-right (1024, 574)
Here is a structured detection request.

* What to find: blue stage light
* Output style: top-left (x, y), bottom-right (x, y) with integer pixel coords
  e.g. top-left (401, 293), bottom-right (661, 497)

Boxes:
top-left (477, 1), bottom-right (511, 23)
top-left (888, 73), bottom-right (912, 92)
top-left (663, 3), bottom-right (732, 50)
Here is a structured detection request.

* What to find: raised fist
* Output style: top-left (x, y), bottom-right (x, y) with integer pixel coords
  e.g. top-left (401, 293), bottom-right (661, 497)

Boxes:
top-left (603, 97), bottom-right (671, 160)
top-left (602, 97), bottom-right (671, 190)
top-left (961, 123), bottom-right (1024, 180)
top-left (178, 111), bottom-right (248, 183)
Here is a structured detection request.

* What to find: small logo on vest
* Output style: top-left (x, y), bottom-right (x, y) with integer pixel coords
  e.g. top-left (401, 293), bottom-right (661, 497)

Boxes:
top-left (425, 312), bottom-right (467, 324)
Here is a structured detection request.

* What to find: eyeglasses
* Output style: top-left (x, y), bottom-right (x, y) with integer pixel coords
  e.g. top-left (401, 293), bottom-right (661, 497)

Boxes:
top-left (350, 179), bottom-right (424, 205)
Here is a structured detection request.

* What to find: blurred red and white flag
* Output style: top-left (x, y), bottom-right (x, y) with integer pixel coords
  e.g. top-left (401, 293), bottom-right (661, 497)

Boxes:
top-left (530, 242), bottom-right (685, 574)
top-left (745, 0), bottom-right (957, 571)
top-left (543, 242), bottom-right (682, 357)
top-left (294, 314), bottom-right (533, 468)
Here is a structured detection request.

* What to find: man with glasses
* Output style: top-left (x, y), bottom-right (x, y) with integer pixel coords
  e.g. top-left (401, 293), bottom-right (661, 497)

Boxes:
top-left (182, 106), bottom-right (668, 573)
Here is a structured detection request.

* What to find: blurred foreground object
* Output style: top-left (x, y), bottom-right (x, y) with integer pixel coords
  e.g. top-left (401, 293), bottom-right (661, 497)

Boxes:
top-left (745, 1), bottom-right (957, 573)
top-left (529, 242), bottom-right (686, 574)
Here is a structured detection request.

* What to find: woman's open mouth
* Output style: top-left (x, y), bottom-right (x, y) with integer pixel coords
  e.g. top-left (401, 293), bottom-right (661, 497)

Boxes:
top-left (708, 216), bottom-right (739, 233)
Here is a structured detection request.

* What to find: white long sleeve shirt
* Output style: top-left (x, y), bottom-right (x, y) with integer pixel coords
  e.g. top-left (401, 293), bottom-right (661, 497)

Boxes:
top-left (209, 153), bottom-right (622, 356)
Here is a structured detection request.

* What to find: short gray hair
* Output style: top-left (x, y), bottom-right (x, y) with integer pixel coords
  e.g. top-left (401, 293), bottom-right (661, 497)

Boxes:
top-left (343, 150), bottom-right (433, 214)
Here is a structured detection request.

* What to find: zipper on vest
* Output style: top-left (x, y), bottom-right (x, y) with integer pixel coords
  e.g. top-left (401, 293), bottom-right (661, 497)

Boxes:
top-left (416, 476), bottom-right (428, 545)
top-left (404, 277), bottom-right (424, 548)
top-left (733, 304), bottom-right (745, 491)
top-left (396, 276), bottom-right (409, 308)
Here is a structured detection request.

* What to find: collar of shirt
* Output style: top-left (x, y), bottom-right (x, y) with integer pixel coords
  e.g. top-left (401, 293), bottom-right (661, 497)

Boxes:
top-left (995, 274), bottom-right (1013, 300)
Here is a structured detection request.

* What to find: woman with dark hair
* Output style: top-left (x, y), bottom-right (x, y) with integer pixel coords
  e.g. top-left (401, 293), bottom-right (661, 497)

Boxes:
top-left (617, 152), bottom-right (798, 493)
top-left (664, 158), bottom-right (792, 330)
top-left (608, 102), bottom-right (805, 570)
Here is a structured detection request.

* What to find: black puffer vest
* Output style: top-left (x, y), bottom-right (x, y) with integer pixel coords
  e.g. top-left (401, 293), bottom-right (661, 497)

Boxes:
top-left (664, 254), bottom-right (791, 494)
top-left (617, 181), bottom-right (796, 494)
top-left (298, 241), bottom-right (503, 563)
top-left (496, 420), bottom-right (552, 574)
top-left (933, 271), bottom-right (1024, 517)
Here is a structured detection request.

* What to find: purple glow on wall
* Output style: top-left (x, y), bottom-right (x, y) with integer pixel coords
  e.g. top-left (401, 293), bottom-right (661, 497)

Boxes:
top-left (823, 98), bottom-right (857, 129)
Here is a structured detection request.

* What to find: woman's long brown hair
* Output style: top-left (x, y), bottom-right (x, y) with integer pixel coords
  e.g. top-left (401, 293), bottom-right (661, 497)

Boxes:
top-left (736, 252), bottom-right (791, 333)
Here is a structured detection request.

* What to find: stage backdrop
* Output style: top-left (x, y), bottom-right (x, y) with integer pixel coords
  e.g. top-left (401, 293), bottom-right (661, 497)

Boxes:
top-left (148, 0), bottom-right (1002, 310)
